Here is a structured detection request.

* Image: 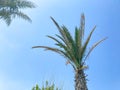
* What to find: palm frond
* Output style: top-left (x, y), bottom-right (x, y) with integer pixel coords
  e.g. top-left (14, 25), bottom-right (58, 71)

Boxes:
top-left (80, 13), bottom-right (85, 40)
top-left (75, 27), bottom-right (82, 64)
top-left (80, 26), bottom-right (96, 63)
top-left (51, 17), bottom-right (71, 46)
top-left (0, 9), bottom-right (12, 25)
top-left (2, 15), bottom-right (11, 25)
top-left (0, 9), bottom-right (32, 25)
top-left (32, 45), bottom-right (77, 69)
top-left (50, 17), bottom-right (80, 66)
top-left (14, 11), bottom-right (32, 22)
top-left (47, 35), bottom-right (80, 68)
top-left (83, 37), bottom-right (107, 62)
top-left (50, 17), bottom-right (62, 34)
top-left (74, 14), bottom-right (85, 65)
top-left (32, 46), bottom-right (62, 53)
top-left (0, 0), bottom-right (35, 25)
top-left (0, 0), bottom-right (35, 9)
top-left (17, 0), bottom-right (36, 8)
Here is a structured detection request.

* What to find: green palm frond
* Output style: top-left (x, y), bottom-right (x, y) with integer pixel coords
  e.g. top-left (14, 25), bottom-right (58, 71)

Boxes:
top-left (0, 9), bottom-right (32, 25)
top-left (0, 0), bottom-right (35, 8)
top-left (33, 45), bottom-right (77, 69)
top-left (1, 16), bottom-right (11, 25)
top-left (50, 17), bottom-right (79, 64)
top-left (47, 35), bottom-right (79, 68)
top-left (0, 9), bottom-right (12, 25)
top-left (33, 14), bottom-right (106, 70)
top-left (14, 11), bottom-right (32, 22)
top-left (0, 0), bottom-right (35, 25)
top-left (50, 17), bottom-right (62, 34)
top-left (3, 16), bottom-right (11, 25)
top-left (33, 46), bottom-right (62, 54)
top-left (16, 0), bottom-right (36, 8)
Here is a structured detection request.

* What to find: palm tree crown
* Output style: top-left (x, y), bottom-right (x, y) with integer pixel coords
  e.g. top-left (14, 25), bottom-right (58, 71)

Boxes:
top-left (0, 0), bottom-right (35, 25)
top-left (33, 14), bottom-right (106, 71)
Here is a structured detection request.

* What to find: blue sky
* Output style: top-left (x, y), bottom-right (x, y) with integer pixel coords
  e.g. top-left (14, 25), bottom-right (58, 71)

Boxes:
top-left (0, 0), bottom-right (120, 90)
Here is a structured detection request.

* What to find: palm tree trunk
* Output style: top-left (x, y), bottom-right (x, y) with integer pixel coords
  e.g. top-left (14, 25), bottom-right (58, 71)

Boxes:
top-left (75, 70), bottom-right (88, 90)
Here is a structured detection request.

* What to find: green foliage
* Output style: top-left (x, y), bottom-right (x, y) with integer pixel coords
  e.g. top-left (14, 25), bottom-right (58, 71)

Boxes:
top-left (32, 14), bottom-right (106, 71)
top-left (32, 81), bottom-right (61, 90)
top-left (0, 0), bottom-right (36, 25)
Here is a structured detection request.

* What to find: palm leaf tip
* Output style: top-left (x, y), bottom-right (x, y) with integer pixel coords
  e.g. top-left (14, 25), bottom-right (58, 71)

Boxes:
top-left (50, 16), bottom-right (62, 31)
top-left (50, 16), bottom-right (55, 24)
top-left (83, 37), bottom-right (107, 62)
top-left (32, 46), bottom-right (42, 48)
top-left (50, 16), bottom-right (59, 27)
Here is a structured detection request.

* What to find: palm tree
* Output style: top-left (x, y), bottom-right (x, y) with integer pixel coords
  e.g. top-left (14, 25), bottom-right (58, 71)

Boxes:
top-left (0, 0), bottom-right (35, 25)
top-left (32, 14), bottom-right (106, 90)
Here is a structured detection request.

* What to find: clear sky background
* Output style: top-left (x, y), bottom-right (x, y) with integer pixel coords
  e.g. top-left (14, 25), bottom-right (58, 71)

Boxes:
top-left (0, 0), bottom-right (120, 90)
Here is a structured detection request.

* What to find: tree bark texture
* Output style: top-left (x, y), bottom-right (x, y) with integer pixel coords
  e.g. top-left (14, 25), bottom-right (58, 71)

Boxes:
top-left (75, 70), bottom-right (88, 90)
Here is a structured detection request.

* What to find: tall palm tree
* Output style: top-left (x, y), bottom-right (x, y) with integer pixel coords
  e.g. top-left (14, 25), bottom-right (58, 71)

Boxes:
top-left (0, 0), bottom-right (35, 25)
top-left (32, 14), bottom-right (106, 90)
